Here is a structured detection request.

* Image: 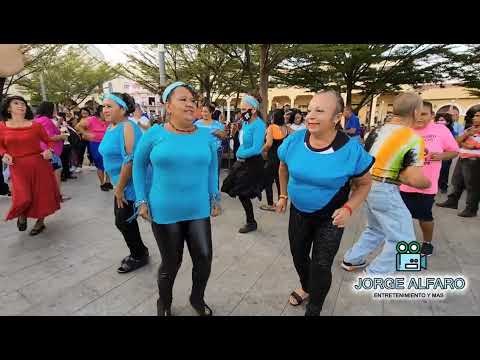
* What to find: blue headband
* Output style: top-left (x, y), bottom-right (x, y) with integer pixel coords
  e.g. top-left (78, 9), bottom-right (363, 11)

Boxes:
top-left (103, 94), bottom-right (128, 110)
top-left (242, 95), bottom-right (259, 110)
top-left (162, 81), bottom-right (194, 103)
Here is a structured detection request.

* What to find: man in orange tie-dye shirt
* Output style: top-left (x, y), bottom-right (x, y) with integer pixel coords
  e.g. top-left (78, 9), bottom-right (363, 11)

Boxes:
top-left (342, 93), bottom-right (431, 275)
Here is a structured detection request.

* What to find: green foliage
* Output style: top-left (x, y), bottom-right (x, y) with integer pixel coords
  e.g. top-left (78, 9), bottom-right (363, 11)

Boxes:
top-left (273, 44), bottom-right (453, 111)
top-left (17, 46), bottom-right (118, 107)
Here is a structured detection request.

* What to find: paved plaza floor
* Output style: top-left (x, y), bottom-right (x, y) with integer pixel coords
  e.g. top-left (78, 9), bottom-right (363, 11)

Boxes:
top-left (0, 167), bottom-right (479, 316)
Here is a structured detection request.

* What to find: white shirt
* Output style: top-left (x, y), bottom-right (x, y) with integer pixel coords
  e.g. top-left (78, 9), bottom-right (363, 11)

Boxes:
top-left (129, 116), bottom-right (150, 133)
top-left (289, 123), bottom-right (306, 132)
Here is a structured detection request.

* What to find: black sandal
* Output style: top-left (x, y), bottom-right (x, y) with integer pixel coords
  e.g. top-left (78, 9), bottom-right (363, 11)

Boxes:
top-left (17, 217), bottom-right (27, 232)
top-left (289, 291), bottom-right (309, 306)
top-left (117, 255), bottom-right (149, 274)
top-left (29, 224), bottom-right (46, 236)
top-left (190, 296), bottom-right (213, 316)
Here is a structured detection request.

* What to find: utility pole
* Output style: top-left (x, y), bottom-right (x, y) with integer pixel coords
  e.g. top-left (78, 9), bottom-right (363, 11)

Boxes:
top-left (158, 44), bottom-right (166, 87)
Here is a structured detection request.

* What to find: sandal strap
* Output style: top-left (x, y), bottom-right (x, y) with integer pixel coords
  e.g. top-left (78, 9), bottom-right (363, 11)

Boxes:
top-left (289, 291), bottom-right (305, 306)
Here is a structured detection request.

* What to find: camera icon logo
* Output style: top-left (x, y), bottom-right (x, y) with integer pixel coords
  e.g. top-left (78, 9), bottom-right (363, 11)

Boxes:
top-left (396, 241), bottom-right (427, 272)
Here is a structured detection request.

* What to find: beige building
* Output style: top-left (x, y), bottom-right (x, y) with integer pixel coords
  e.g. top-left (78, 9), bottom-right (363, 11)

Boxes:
top-left (251, 84), bottom-right (480, 126)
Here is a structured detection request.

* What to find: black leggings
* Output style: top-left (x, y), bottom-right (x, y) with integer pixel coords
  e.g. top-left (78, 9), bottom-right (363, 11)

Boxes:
top-left (113, 198), bottom-right (149, 258)
top-left (60, 144), bottom-right (72, 179)
top-left (288, 205), bottom-right (344, 315)
top-left (239, 196), bottom-right (255, 224)
top-left (151, 218), bottom-right (212, 308)
top-left (265, 173), bottom-right (280, 206)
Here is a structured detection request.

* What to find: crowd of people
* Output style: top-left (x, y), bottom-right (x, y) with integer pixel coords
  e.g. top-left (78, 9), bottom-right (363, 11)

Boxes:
top-left (0, 83), bottom-right (479, 317)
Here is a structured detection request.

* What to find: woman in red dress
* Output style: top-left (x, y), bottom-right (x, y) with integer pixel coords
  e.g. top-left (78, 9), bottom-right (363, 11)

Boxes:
top-left (0, 96), bottom-right (61, 235)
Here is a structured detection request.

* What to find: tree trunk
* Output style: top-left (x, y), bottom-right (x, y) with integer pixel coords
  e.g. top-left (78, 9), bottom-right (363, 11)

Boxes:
top-left (346, 81), bottom-right (353, 107)
top-left (259, 44), bottom-right (269, 121)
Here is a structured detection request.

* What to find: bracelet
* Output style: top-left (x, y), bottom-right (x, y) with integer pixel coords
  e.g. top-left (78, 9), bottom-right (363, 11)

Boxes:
top-left (342, 204), bottom-right (353, 216)
top-left (279, 195), bottom-right (288, 200)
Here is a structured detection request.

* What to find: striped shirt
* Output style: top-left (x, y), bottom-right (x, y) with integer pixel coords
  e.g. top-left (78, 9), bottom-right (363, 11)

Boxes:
top-left (365, 124), bottom-right (425, 181)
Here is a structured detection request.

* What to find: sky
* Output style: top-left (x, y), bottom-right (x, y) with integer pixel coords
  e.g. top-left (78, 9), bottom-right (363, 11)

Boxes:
top-left (94, 44), bottom-right (132, 64)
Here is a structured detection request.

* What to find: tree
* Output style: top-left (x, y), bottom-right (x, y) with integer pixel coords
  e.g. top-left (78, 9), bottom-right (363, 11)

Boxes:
top-left (17, 47), bottom-right (118, 108)
top-left (214, 44), bottom-right (299, 119)
top-left (448, 44), bottom-right (480, 97)
top-left (273, 44), bottom-right (453, 113)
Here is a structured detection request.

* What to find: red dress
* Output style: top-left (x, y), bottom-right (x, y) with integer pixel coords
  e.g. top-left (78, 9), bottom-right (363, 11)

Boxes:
top-left (0, 122), bottom-right (61, 220)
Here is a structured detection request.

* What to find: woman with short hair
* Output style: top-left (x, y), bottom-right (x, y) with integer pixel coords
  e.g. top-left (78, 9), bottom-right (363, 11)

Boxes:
top-left (276, 90), bottom-right (373, 316)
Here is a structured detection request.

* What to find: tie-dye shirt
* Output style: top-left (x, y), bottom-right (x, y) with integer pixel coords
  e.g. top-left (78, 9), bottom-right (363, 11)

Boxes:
top-left (365, 124), bottom-right (425, 181)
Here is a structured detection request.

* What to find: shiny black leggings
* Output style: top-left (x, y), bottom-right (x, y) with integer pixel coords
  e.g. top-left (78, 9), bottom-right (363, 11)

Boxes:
top-left (289, 205), bottom-right (344, 315)
top-left (151, 218), bottom-right (212, 308)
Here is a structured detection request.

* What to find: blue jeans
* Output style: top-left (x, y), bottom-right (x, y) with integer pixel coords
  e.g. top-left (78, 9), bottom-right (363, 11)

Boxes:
top-left (343, 181), bottom-right (416, 275)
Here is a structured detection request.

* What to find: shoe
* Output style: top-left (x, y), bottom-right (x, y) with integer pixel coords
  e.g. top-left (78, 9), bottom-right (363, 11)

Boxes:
top-left (117, 254), bottom-right (149, 274)
top-left (29, 224), bottom-right (46, 236)
top-left (156, 298), bottom-right (172, 316)
top-left (436, 199), bottom-right (458, 209)
top-left (104, 182), bottom-right (114, 190)
top-left (74, 168), bottom-right (82, 173)
top-left (421, 242), bottom-right (434, 256)
top-left (100, 184), bottom-right (110, 191)
top-left (61, 195), bottom-right (72, 202)
top-left (67, 175), bottom-right (78, 180)
top-left (341, 260), bottom-right (367, 272)
top-left (238, 222), bottom-right (257, 233)
top-left (458, 209), bottom-right (477, 218)
top-left (190, 296), bottom-right (213, 316)
top-left (259, 204), bottom-right (276, 212)
top-left (17, 217), bottom-right (27, 232)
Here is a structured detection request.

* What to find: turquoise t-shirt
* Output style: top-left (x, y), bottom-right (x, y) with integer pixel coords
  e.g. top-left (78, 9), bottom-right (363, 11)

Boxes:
top-left (278, 129), bottom-right (374, 214)
top-left (236, 118), bottom-right (266, 159)
top-left (194, 119), bottom-right (224, 151)
top-left (99, 120), bottom-right (143, 201)
top-left (133, 125), bottom-right (220, 224)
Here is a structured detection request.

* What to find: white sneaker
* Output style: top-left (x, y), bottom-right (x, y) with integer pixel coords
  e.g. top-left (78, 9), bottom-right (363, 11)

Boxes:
top-left (75, 168), bottom-right (82, 173)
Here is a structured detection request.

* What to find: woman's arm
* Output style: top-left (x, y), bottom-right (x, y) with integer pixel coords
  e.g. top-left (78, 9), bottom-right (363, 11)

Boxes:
top-left (276, 161), bottom-right (289, 213)
top-left (261, 126), bottom-right (273, 155)
top-left (114, 123), bottom-right (136, 208)
top-left (332, 172), bottom-right (372, 227)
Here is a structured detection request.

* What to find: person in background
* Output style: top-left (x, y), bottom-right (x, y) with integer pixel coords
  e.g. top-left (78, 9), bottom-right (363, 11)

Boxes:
top-left (342, 93), bottom-right (431, 275)
top-left (260, 109), bottom-right (288, 211)
top-left (195, 103), bottom-right (227, 187)
top-left (34, 102), bottom-right (71, 202)
top-left (436, 111), bottom-right (480, 217)
top-left (222, 93), bottom-right (266, 233)
top-left (343, 105), bottom-right (362, 142)
top-left (284, 110), bottom-right (293, 126)
top-left (74, 107), bottom-right (92, 173)
top-left (57, 112), bottom-right (77, 182)
top-left (435, 112), bottom-right (455, 193)
top-left (400, 102), bottom-right (459, 256)
top-left (288, 111), bottom-right (306, 133)
top-left (76, 106), bottom-right (112, 191)
top-left (129, 104), bottom-right (151, 133)
top-left (449, 107), bottom-right (464, 137)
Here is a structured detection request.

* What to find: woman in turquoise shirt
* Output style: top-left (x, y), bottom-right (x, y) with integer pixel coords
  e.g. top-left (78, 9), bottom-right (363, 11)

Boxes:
top-left (99, 92), bottom-right (150, 274)
top-left (221, 94), bottom-right (266, 234)
top-left (133, 82), bottom-right (221, 316)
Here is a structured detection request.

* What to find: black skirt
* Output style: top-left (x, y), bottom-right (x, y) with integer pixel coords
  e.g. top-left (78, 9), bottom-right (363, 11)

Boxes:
top-left (221, 155), bottom-right (264, 200)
